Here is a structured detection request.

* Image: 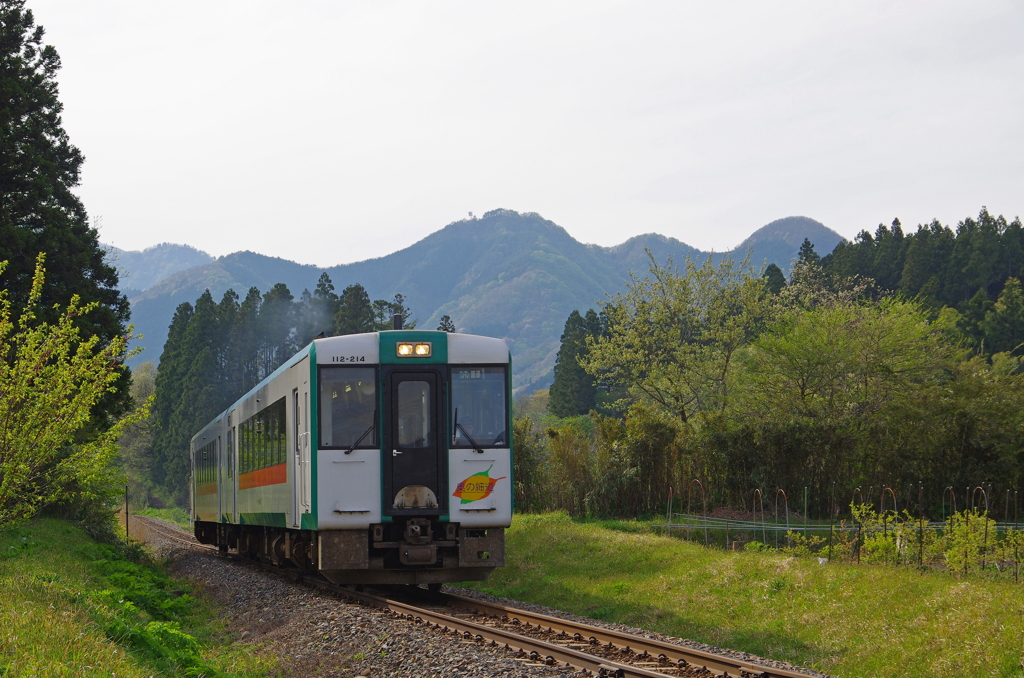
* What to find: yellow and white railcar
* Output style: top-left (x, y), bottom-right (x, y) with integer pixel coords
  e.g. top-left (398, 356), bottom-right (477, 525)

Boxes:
top-left (190, 329), bottom-right (512, 585)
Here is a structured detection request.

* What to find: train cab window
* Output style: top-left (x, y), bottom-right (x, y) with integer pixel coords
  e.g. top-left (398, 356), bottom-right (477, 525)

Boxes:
top-left (320, 367), bottom-right (377, 449)
top-left (451, 367), bottom-right (508, 448)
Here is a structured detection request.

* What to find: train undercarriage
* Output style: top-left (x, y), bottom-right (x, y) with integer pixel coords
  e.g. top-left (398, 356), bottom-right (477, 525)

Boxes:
top-left (194, 518), bottom-right (505, 585)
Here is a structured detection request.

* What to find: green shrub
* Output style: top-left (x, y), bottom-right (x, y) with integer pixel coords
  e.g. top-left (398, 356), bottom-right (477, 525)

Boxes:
top-left (944, 509), bottom-right (998, 575)
top-left (782, 531), bottom-right (826, 557)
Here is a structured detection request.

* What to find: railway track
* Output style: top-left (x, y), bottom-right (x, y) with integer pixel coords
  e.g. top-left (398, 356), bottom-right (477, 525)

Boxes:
top-left (131, 516), bottom-right (816, 678)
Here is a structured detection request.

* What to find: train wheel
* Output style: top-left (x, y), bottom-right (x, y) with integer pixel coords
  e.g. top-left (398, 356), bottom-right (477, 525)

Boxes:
top-left (427, 582), bottom-right (443, 593)
top-left (289, 538), bottom-right (313, 570)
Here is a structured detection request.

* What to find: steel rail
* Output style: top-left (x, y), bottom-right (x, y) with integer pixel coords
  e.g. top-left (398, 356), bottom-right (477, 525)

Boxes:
top-left (434, 592), bottom-right (809, 678)
top-left (130, 515), bottom-right (219, 552)
top-left (291, 575), bottom-right (680, 677)
top-left (132, 516), bottom-right (815, 678)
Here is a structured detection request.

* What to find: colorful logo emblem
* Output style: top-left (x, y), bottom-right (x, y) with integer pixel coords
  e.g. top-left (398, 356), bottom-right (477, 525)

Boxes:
top-left (453, 465), bottom-right (506, 504)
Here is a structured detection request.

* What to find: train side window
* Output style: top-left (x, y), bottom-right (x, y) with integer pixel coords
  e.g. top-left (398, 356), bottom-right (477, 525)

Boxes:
top-left (319, 367), bottom-right (377, 449)
top-left (196, 439), bottom-right (217, 485)
top-left (238, 397), bottom-right (287, 474)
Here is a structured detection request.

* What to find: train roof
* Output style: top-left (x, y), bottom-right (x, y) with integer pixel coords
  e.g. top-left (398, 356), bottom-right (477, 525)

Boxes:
top-left (189, 331), bottom-right (510, 447)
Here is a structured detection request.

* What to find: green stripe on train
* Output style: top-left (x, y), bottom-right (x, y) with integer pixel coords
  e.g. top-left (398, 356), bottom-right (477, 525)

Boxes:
top-left (238, 512), bottom-right (288, 527)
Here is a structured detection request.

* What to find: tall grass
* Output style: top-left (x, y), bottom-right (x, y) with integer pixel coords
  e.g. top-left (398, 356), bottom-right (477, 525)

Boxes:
top-left (470, 512), bottom-right (1024, 678)
top-left (0, 519), bottom-right (276, 677)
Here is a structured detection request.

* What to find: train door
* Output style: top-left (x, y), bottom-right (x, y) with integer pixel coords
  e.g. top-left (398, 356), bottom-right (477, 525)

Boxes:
top-left (225, 428), bottom-right (235, 522)
top-left (189, 452), bottom-right (195, 524)
top-left (301, 390), bottom-right (310, 512)
top-left (292, 389), bottom-right (301, 528)
top-left (216, 436), bottom-right (222, 521)
top-left (385, 370), bottom-right (446, 514)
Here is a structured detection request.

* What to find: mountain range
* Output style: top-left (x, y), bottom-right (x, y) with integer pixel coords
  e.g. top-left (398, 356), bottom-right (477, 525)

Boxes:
top-left (107, 210), bottom-right (844, 394)
top-left (104, 242), bottom-right (214, 296)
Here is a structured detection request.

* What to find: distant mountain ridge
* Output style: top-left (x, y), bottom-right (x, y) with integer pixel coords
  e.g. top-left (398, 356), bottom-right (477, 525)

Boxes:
top-left (111, 211), bottom-right (843, 393)
top-left (104, 242), bottom-right (213, 293)
top-left (732, 216), bottom-right (842, 270)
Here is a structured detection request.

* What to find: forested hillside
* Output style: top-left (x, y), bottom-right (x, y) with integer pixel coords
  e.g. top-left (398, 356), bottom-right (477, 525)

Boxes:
top-left (529, 208), bottom-right (1024, 521)
top-left (122, 210), bottom-right (842, 393)
top-left (822, 209), bottom-right (1024, 353)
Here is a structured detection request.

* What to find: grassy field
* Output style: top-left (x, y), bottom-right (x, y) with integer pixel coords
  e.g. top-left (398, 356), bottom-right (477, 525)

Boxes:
top-left (467, 512), bottom-right (1024, 678)
top-left (0, 518), bottom-right (276, 677)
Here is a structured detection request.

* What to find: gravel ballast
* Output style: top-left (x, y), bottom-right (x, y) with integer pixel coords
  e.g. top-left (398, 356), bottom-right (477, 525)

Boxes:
top-left (135, 517), bottom-right (581, 677)
top-left (133, 517), bottom-right (827, 678)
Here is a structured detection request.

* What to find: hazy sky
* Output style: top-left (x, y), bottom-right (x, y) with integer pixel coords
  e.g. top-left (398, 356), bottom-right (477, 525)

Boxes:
top-left (32, 1), bottom-right (1024, 267)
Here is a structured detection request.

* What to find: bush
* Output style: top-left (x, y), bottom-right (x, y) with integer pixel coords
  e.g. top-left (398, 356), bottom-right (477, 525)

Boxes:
top-left (0, 255), bottom-right (146, 527)
top-left (944, 510), bottom-right (998, 575)
top-left (512, 415), bottom-right (547, 512)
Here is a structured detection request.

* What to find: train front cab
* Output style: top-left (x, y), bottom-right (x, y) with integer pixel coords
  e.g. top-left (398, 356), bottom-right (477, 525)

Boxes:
top-left (315, 330), bottom-right (512, 585)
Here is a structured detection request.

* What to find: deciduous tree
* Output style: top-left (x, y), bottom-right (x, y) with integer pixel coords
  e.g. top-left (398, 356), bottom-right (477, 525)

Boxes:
top-left (584, 252), bottom-right (770, 424)
top-left (745, 297), bottom-right (952, 422)
top-left (0, 256), bottom-right (145, 525)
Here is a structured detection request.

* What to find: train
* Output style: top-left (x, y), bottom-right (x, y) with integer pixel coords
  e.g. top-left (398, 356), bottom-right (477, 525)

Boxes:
top-left (190, 325), bottom-right (512, 586)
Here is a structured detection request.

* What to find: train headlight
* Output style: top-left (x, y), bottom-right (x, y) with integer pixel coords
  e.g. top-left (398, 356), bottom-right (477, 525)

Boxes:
top-left (397, 342), bottom-right (432, 357)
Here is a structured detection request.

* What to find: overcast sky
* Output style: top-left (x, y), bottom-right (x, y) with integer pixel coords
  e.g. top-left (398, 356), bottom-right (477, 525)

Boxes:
top-left (31, 1), bottom-right (1024, 267)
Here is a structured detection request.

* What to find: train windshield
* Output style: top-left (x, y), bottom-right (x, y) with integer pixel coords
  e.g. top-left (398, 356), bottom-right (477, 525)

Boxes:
top-left (319, 367), bottom-right (377, 449)
top-left (451, 367), bottom-right (508, 448)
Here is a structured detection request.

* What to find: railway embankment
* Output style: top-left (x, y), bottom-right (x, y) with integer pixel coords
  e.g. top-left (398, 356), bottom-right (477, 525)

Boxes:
top-left (464, 513), bottom-right (1024, 678)
top-left (133, 514), bottom-right (825, 678)
top-left (0, 518), bottom-right (276, 677)
top-left (7, 512), bottom-right (1021, 677)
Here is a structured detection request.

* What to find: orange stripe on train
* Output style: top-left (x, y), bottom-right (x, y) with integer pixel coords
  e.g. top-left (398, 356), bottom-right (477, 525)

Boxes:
top-left (239, 463), bottom-right (288, 490)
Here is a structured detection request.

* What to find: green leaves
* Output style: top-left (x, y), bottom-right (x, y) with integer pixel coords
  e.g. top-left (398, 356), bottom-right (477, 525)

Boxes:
top-left (979, 277), bottom-right (1024, 353)
top-left (0, 255), bottom-right (147, 525)
top-left (562, 243), bottom-right (1024, 508)
top-left (584, 251), bottom-right (770, 423)
top-left (747, 297), bottom-right (950, 422)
